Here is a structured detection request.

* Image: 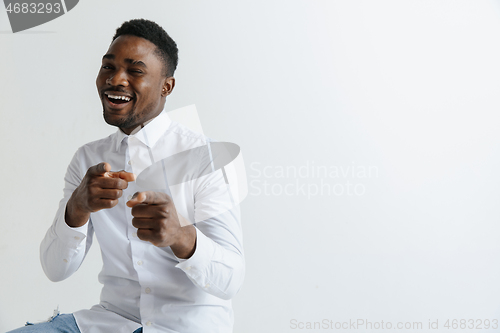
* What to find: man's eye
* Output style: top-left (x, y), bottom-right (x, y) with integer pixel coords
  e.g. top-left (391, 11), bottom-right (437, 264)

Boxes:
top-left (130, 70), bottom-right (143, 74)
top-left (102, 65), bottom-right (113, 70)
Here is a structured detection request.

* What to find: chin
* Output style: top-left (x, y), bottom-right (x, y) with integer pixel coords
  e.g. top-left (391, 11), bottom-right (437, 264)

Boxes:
top-left (103, 109), bottom-right (123, 127)
top-left (104, 109), bottom-right (140, 130)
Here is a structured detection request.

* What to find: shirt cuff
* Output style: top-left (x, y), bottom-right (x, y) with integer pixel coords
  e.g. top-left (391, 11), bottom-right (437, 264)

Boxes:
top-left (54, 205), bottom-right (88, 247)
top-left (175, 227), bottom-right (215, 275)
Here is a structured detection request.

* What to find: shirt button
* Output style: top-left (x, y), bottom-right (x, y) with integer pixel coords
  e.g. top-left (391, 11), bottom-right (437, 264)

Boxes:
top-left (137, 260), bottom-right (143, 266)
top-left (146, 321), bottom-right (152, 326)
top-left (133, 232), bottom-right (137, 238)
top-left (145, 287), bottom-right (151, 294)
top-left (204, 283), bottom-right (210, 288)
top-left (74, 236), bottom-right (80, 240)
top-left (63, 259), bottom-right (68, 263)
top-left (128, 160), bottom-right (132, 165)
top-left (185, 266), bottom-right (192, 271)
top-left (127, 195), bottom-right (133, 201)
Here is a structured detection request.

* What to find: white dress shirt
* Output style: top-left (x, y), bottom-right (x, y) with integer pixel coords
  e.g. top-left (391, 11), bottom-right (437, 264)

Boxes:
top-left (40, 111), bottom-right (245, 333)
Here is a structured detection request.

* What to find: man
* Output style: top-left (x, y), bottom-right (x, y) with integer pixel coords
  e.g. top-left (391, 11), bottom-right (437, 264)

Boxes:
top-left (9, 19), bottom-right (244, 333)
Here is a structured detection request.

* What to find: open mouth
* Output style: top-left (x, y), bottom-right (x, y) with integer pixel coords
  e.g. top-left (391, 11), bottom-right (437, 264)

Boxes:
top-left (104, 92), bottom-right (134, 107)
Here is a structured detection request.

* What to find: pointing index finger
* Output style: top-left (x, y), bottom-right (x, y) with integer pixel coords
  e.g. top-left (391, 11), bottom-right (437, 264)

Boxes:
top-left (126, 191), bottom-right (169, 207)
top-left (108, 170), bottom-right (136, 182)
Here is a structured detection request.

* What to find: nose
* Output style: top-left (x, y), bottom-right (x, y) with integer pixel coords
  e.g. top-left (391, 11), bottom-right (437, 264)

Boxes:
top-left (107, 69), bottom-right (128, 87)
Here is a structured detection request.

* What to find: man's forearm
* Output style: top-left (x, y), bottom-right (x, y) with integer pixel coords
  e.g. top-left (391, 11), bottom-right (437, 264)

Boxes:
top-left (170, 224), bottom-right (197, 259)
top-left (175, 226), bottom-right (245, 300)
top-left (40, 198), bottom-right (91, 282)
top-left (65, 192), bottom-right (91, 228)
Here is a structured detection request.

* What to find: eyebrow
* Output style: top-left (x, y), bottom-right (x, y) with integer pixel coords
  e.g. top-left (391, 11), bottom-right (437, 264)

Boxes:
top-left (102, 54), bottom-right (148, 68)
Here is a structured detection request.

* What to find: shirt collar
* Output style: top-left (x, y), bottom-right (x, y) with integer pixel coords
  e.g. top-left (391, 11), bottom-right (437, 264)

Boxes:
top-left (114, 110), bottom-right (171, 151)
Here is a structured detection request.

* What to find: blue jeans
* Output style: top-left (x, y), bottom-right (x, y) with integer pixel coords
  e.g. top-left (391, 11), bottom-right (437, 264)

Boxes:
top-left (6, 314), bottom-right (143, 333)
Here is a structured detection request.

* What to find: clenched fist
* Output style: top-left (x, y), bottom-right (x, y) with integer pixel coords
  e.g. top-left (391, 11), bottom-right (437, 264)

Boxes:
top-left (127, 191), bottom-right (196, 259)
top-left (65, 162), bottom-right (135, 228)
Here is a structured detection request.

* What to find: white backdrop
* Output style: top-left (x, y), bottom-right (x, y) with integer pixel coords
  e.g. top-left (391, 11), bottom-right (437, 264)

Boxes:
top-left (1, 1), bottom-right (500, 332)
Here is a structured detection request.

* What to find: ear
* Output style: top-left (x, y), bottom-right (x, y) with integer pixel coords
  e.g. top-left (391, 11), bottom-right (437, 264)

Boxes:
top-left (161, 77), bottom-right (175, 97)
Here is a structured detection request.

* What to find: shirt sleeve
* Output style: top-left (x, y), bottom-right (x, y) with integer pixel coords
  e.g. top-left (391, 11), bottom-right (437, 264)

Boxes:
top-left (174, 145), bottom-right (245, 300)
top-left (40, 149), bottom-right (94, 282)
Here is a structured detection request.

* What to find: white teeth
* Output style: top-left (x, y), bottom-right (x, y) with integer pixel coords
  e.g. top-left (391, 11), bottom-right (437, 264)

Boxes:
top-left (106, 94), bottom-right (131, 102)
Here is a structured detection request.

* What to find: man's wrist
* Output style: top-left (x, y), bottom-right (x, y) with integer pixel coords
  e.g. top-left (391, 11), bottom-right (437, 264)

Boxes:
top-left (171, 225), bottom-right (197, 259)
top-left (65, 194), bottom-right (90, 228)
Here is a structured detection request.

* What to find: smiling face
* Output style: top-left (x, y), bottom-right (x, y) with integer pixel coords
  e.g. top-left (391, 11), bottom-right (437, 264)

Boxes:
top-left (96, 35), bottom-right (175, 134)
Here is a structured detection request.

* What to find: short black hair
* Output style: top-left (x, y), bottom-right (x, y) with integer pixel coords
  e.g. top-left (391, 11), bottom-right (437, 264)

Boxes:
top-left (113, 19), bottom-right (178, 77)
